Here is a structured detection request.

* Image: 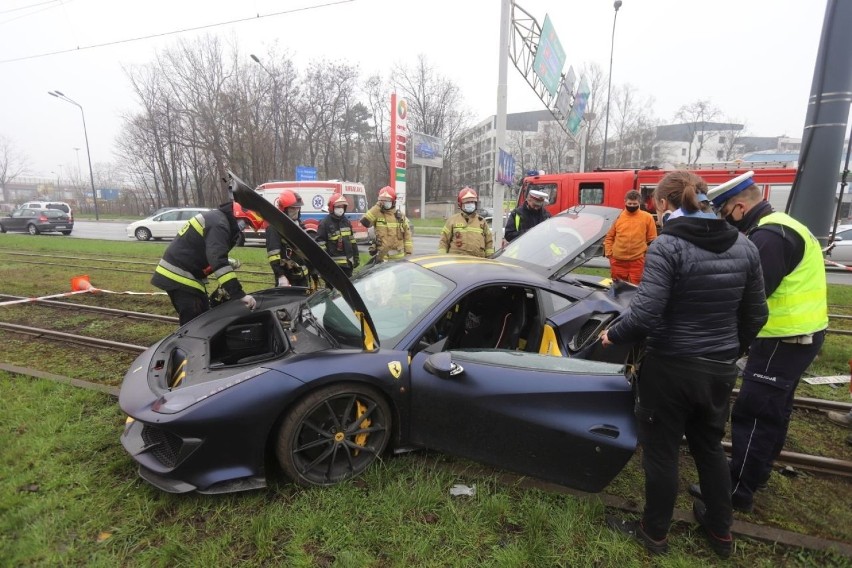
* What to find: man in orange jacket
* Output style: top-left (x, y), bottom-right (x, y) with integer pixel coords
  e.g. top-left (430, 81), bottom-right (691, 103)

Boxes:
top-left (603, 190), bottom-right (658, 284)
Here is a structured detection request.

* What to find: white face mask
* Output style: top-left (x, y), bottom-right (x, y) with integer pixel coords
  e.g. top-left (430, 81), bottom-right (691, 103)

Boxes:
top-left (462, 202), bottom-right (476, 214)
top-left (333, 207), bottom-right (346, 217)
top-left (380, 201), bottom-right (394, 210)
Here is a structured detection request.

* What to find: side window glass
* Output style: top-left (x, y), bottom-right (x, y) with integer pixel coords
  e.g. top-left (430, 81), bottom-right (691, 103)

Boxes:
top-left (578, 183), bottom-right (604, 205)
top-left (160, 211), bottom-right (180, 222)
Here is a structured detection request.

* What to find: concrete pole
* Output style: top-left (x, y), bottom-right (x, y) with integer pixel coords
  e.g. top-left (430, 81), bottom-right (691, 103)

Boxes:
top-left (492, 0), bottom-right (511, 245)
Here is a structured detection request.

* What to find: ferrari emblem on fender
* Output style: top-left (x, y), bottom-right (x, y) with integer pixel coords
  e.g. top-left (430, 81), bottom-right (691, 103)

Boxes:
top-left (388, 361), bottom-right (402, 379)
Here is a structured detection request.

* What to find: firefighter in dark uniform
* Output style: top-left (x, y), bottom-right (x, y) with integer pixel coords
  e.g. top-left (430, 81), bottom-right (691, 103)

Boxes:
top-left (691, 171), bottom-right (828, 513)
top-left (151, 201), bottom-right (256, 325)
top-left (504, 188), bottom-right (551, 242)
top-left (266, 190), bottom-right (311, 288)
top-left (316, 193), bottom-right (360, 278)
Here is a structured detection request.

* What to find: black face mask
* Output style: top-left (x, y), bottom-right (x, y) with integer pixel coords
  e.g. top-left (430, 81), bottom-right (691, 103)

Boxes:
top-left (625, 205), bottom-right (640, 213)
top-left (725, 213), bottom-right (746, 230)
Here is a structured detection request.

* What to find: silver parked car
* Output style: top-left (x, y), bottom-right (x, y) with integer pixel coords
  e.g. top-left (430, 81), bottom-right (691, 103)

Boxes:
top-left (827, 224), bottom-right (852, 266)
top-left (126, 207), bottom-right (210, 241)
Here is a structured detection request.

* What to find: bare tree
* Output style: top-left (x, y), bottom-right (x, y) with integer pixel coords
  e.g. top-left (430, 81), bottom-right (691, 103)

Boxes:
top-left (674, 99), bottom-right (722, 165)
top-left (0, 135), bottom-right (29, 203)
top-left (364, 73), bottom-right (392, 190)
top-left (720, 119), bottom-right (747, 161)
top-left (609, 84), bottom-right (659, 167)
top-left (391, 55), bottom-right (471, 201)
top-left (577, 62), bottom-right (606, 171)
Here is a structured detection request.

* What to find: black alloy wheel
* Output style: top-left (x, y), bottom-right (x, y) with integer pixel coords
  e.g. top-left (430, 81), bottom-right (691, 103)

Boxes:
top-left (276, 383), bottom-right (391, 486)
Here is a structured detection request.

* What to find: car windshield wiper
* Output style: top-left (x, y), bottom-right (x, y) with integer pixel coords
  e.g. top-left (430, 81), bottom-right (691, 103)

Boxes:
top-left (300, 304), bottom-right (338, 347)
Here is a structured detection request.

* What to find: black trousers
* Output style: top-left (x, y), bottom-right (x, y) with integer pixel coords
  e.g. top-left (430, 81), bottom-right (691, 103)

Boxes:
top-left (166, 288), bottom-right (209, 326)
top-left (636, 353), bottom-right (737, 539)
top-left (730, 331), bottom-right (825, 506)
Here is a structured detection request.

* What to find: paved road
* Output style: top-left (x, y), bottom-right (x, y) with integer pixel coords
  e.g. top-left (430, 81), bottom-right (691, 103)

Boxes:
top-left (69, 221), bottom-right (852, 285)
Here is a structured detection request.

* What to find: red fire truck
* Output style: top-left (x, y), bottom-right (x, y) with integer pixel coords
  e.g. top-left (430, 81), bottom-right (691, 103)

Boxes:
top-left (518, 163), bottom-right (798, 217)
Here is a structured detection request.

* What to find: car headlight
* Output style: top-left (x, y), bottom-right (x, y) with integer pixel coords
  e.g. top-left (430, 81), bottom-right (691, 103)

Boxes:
top-left (151, 367), bottom-right (268, 414)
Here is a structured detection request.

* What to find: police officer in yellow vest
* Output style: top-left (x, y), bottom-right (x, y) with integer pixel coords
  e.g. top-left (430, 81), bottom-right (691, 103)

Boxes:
top-left (690, 171), bottom-right (828, 513)
top-left (438, 187), bottom-right (494, 257)
top-left (360, 185), bottom-right (413, 262)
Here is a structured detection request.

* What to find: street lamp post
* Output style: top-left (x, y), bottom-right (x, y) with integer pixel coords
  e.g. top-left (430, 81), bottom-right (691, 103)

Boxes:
top-left (601, 0), bottom-right (623, 169)
top-left (48, 91), bottom-right (99, 220)
top-left (251, 54), bottom-right (282, 179)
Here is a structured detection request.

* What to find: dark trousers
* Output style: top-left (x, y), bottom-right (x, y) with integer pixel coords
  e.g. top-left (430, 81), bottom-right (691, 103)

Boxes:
top-left (166, 288), bottom-right (209, 326)
top-left (636, 353), bottom-right (737, 539)
top-left (730, 331), bottom-right (825, 506)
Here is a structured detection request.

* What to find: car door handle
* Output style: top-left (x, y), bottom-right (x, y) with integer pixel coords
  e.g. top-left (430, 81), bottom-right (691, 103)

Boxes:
top-left (589, 424), bottom-right (620, 439)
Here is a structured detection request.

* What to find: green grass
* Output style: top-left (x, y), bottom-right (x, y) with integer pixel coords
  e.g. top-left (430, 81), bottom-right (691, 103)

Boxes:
top-left (2, 375), bottom-right (849, 567)
top-left (2, 233), bottom-right (852, 567)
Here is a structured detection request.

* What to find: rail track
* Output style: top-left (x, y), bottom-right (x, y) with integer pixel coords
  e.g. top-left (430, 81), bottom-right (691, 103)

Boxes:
top-left (1, 317), bottom-right (850, 481)
top-left (0, 250), bottom-right (272, 285)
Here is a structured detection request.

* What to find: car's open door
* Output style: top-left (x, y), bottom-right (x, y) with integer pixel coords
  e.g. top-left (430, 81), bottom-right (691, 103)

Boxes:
top-left (407, 349), bottom-right (637, 493)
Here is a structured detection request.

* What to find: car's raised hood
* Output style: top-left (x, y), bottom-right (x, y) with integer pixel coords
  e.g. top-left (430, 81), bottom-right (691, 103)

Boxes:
top-left (229, 172), bottom-right (380, 351)
top-left (493, 205), bottom-right (623, 280)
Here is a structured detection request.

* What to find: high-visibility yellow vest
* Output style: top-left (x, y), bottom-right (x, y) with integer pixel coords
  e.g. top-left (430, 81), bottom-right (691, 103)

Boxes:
top-left (756, 212), bottom-right (828, 337)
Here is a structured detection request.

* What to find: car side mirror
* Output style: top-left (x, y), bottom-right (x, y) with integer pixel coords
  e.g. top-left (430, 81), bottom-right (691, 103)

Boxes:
top-left (424, 352), bottom-right (464, 379)
top-left (835, 235), bottom-right (844, 242)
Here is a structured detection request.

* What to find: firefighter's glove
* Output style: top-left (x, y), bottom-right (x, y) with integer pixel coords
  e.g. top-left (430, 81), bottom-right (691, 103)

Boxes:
top-left (240, 295), bottom-right (257, 310)
top-left (209, 287), bottom-right (228, 307)
top-left (228, 257), bottom-right (242, 270)
top-left (352, 255), bottom-right (360, 269)
top-left (277, 276), bottom-right (291, 287)
top-left (368, 244), bottom-right (378, 257)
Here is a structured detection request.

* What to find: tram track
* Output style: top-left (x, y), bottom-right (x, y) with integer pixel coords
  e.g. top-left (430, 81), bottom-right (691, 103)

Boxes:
top-left (0, 250), bottom-right (272, 284)
top-left (1, 320), bottom-right (851, 480)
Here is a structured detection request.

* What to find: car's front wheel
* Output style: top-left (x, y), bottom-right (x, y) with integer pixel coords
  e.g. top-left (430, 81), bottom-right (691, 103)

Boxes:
top-left (276, 383), bottom-right (392, 486)
top-left (27, 224), bottom-right (40, 235)
top-left (134, 227), bottom-right (151, 241)
top-left (0, 223), bottom-right (5, 233)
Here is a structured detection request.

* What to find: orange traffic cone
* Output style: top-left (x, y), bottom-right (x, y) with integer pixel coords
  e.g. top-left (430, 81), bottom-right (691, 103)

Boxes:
top-left (71, 275), bottom-right (92, 291)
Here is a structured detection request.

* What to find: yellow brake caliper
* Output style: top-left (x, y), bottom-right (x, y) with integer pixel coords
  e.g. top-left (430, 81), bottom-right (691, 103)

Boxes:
top-left (353, 400), bottom-right (371, 456)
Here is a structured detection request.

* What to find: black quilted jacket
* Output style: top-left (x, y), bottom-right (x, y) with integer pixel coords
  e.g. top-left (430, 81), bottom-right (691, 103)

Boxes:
top-left (607, 216), bottom-right (768, 357)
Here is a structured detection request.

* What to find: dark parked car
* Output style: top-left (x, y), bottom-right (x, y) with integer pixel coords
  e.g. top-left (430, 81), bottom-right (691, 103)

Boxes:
top-left (0, 208), bottom-right (74, 235)
top-left (119, 182), bottom-right (640, 495)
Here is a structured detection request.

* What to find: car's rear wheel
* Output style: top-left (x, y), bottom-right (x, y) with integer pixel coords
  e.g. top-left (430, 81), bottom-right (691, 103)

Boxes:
top-left (61, 230), bottom-right (72, 236)
top-left (276, 383), bottom-right (391, 486)
top-left (27, 224), bottom-right (39, 235)
top-left (134, 227), bottom-right (152, 241)
top-left (0, 223), bottom-right (5, 233)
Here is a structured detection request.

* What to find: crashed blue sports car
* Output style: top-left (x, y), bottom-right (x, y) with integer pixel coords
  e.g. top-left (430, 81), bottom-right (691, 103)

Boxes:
top-left (119, 183), bottom-right (641, 495)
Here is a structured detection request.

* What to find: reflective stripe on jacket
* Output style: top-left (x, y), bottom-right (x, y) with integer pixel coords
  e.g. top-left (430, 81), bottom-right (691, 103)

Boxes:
top-left (317, 214), bottom-right (359, 267)
top-left (361, 204), bottom-right (413, 261)
top-left (151, 209), bottom-right (245, 299)
top-left (438, 212), bottom-right (494, 257)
